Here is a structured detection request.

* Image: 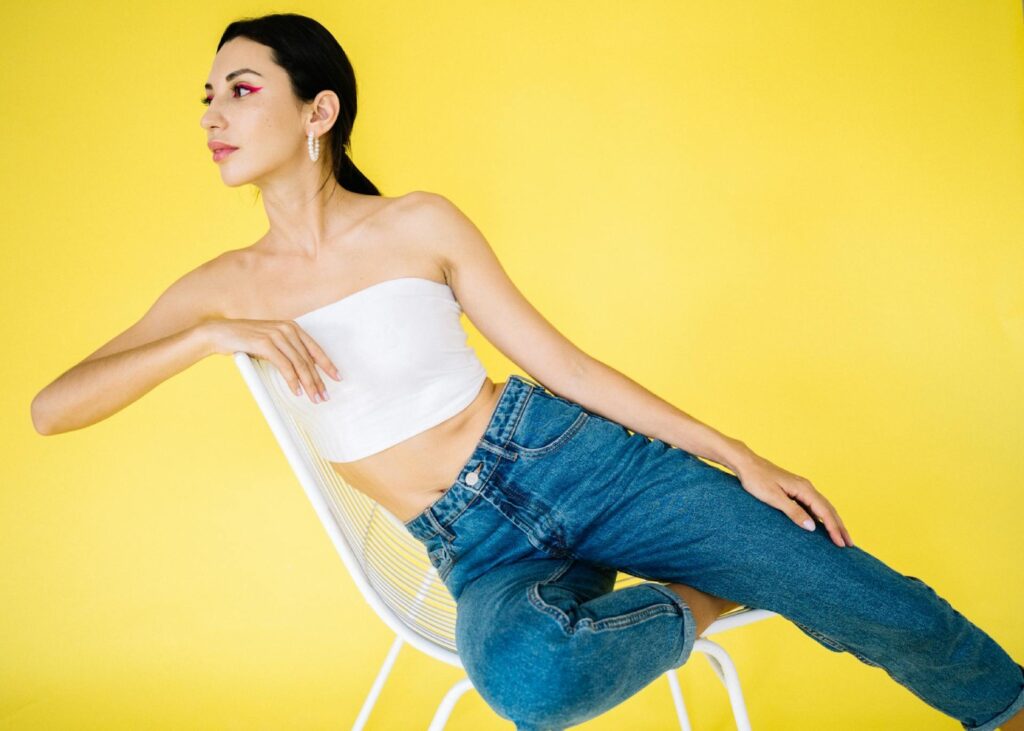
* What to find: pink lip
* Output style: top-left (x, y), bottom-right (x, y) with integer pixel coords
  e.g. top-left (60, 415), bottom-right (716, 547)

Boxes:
top-left (212, 147), bottom-right (237, 162)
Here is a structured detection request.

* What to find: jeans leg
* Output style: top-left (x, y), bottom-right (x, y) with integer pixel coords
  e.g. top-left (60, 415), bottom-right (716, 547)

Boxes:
top-left (454, 556), bottom-right (699, 731)
top-left (544, 423), bottom-right (1024, 730)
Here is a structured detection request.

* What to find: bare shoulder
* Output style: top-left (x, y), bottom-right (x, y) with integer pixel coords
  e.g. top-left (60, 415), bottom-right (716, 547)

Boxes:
top-left (377, 189), bottom-right (447, 235)
top-left (388, 190), bottom-right (479, 280)
top-left (168, 248), bottom-right (245, 315)
top-left (391, 189), bottom-right (462, 228)
top-left (205, 242), bottom-right (262, 285)
top-left (389, 190), bottom-right (591, 397)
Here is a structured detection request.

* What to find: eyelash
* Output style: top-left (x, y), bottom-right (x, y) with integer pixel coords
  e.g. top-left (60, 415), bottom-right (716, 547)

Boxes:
top-left (200, 83), bottom-right (260, 106)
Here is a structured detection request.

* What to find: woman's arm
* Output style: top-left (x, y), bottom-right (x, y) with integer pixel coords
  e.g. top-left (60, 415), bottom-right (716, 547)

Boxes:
top-left (410, 190), bottom-right (753, 470)
top-left (417, 190), bottom-right (851, 545)
top-left (31, 324), bottom-right (214, 435)
top-left (32, 257), bottom-right (340, 435)
top-left (31, 263), bottom-right (220, 435)
top-left (572, 357), bottom-right (755, 472)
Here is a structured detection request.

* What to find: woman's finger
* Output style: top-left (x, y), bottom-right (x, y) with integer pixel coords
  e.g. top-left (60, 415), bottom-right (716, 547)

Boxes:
top-left (280, 325), bottom-right (329, 398)
top-left (293, 326), bottom-right (341, 381)
top-left (804, 491), bottom-right (846, 548)
top-left (816, 492), bottom-right (853, 547)
top-left (834, 510), bottom-right (854, 546)
top-left (262, 342), bottom-right (303, 397)
top-left (783, 478), bottom-right (845, 548)
top-left (764, 485), bottom-right (816, 531)
top-left (270, 328), bottom-right (323, 403)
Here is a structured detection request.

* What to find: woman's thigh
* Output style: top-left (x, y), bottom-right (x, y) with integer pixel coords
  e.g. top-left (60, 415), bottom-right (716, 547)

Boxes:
top-left (498, 387), bottom-right (955, 651)
top-left (409, 376), bottom-right (1024, 728)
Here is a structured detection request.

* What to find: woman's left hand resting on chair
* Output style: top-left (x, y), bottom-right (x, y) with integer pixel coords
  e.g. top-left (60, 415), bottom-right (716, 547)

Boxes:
top-left (733, 453), bottom-right (853, 548)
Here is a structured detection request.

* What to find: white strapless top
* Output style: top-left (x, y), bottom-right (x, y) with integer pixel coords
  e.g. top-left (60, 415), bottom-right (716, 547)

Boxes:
top-left (266, 276), bottom-right (488, 462)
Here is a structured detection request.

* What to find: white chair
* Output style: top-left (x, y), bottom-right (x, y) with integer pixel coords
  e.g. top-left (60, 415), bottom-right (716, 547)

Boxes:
top-left (233, 352), bottom-right (778, 730)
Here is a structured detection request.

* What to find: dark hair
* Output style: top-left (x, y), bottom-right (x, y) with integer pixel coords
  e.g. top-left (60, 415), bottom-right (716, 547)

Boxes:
top-left (216, 13), bottom-right (380, 197)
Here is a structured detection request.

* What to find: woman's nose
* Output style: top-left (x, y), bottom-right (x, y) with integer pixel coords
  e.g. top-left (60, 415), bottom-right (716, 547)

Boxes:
top-left (200, 109), bottom-right (223, 130)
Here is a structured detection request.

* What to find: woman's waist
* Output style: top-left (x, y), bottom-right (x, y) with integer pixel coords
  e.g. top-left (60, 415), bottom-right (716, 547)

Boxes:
top-left (327, 378), bottom-right (505, 520)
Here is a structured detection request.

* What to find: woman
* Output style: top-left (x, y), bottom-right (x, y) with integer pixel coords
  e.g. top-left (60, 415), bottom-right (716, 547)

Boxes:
top-left (32, 13), bottom-right (1023, 731)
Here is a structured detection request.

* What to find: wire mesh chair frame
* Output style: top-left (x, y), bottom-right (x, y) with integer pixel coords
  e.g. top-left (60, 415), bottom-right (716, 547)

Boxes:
top-left (233, 352), bottom-right (777, 730)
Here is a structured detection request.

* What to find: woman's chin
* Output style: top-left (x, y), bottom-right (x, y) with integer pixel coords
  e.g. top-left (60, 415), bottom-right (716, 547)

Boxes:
top-left (218, 171), bottom-right (254, 188)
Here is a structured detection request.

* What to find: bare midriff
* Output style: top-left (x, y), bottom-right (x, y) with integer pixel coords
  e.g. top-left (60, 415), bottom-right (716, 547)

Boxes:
top-left (326, 377), bottom-right (506, 523)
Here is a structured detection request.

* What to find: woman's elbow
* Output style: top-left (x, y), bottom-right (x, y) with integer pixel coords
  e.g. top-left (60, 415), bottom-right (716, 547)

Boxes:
top-left (31, 390), bottom-right (57, 435)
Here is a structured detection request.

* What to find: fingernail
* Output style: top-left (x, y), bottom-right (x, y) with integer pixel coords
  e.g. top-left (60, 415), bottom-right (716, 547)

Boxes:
top-left (322, 391), bottom-right (330, 401)
top-left (802, 519), bottom-right (815, 531)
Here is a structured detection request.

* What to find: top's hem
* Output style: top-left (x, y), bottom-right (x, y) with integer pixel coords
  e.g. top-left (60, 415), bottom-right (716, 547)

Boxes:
top-left (321, 368), bottom-right (489, 462)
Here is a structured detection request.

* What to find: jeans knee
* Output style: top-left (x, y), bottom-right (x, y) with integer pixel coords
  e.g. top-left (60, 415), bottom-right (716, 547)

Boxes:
top-left (470, 659), bottom-right (582, 727)
top-left (458, 621), bottom-right (587, 726)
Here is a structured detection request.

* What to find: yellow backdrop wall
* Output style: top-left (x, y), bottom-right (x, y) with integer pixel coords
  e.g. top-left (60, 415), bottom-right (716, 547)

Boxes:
top-left (4, 1), bottom-right (1022, 729)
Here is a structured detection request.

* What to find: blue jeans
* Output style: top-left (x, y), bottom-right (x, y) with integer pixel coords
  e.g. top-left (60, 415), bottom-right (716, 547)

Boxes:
top-left (403, 375), bottom-right (1024, 730)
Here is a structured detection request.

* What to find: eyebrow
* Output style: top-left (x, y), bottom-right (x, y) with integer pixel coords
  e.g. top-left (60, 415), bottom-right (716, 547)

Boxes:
top-left (204, 68), bottom-right (263, 90)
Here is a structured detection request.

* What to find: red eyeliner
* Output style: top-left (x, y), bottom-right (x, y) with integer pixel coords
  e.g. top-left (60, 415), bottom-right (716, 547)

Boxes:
top-left (202, 83), bottom-right (262, 104)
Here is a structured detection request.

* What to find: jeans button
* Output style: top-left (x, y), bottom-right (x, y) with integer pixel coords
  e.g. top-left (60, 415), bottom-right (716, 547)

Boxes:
top-left (465, 471), bottom-right (479, 486)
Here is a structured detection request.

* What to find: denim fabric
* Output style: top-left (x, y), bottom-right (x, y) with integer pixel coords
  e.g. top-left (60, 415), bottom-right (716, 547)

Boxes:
top-left (404, 375), bottom-right (1024, 731)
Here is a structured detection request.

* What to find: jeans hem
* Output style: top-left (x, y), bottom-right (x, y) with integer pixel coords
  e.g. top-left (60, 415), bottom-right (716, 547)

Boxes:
top-left (964, 663), bottom-right (1024, 731)
top-left (644, 583), bottom-right (699, 669)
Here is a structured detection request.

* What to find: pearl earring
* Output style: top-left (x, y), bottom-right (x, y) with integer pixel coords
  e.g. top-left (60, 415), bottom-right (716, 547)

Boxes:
top-left (307, 131), bottom-right (320, 162)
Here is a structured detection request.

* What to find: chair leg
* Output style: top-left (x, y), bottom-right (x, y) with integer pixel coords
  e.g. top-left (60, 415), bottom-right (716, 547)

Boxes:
top-left (352, 634), bottom-right (404, 731)
top-left (692, 637), bottom-right (753, 731)
top-left (427, 677), bottom-right (476, 731)
top-left (664, 669), bottom-right (694, 731)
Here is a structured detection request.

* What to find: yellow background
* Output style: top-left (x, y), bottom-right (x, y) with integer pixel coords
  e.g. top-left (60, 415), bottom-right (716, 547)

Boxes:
top-left (3, 1), bottom-right (1022, 729)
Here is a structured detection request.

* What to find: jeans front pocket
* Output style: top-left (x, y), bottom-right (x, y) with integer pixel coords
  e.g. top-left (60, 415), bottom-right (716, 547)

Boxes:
top-left (508, 388), bottom-right (590, 457)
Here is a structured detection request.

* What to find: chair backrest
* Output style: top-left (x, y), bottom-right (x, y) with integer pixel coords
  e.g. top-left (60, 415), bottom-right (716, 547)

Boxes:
top-left (233, 352), bottom-right (655, 667)
top-left (234, 352), bottom-right (466, 666)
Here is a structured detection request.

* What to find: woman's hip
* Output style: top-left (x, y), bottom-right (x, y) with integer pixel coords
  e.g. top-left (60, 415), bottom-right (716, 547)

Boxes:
top-left (401, 373), bottom-right (696, 596)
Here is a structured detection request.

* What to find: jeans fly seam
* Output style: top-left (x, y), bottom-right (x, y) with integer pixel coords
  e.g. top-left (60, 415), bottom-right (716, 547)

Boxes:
top-left (482, 468), bottom-right (569, 557)
top-left (437, 490), bottom-right (482, 537)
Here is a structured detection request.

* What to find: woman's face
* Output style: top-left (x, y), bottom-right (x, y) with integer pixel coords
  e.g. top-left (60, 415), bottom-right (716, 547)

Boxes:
top-left (200, 37), bottom-right (317, 188)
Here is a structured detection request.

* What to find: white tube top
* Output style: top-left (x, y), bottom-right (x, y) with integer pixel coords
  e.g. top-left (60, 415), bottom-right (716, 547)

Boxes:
top-left (266, 276), bottom-right (488, 462)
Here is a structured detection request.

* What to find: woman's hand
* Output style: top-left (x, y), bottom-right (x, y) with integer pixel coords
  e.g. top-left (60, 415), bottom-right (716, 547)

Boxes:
top-left (202, 318), bottom-right (342, 403)
top-left (733, 452), bottom-right (854, 548)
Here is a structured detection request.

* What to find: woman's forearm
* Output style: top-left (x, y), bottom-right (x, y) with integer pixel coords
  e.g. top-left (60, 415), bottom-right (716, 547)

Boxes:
top-left (565, 357), bottom-right (756, 473)
top-left (31, 324), bottom-right (214, 435)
